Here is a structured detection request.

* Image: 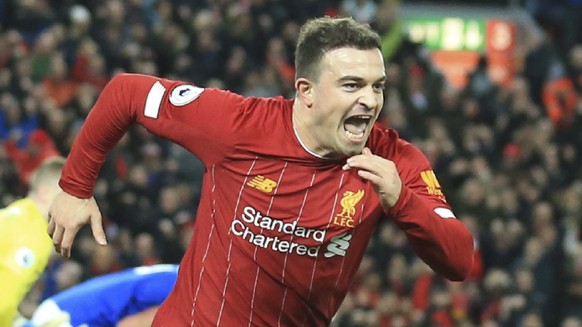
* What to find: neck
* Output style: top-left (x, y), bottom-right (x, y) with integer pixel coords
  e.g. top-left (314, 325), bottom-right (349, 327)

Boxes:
top-left (292, 101), bottom-right (326, 159)
top-left (27, 194), bottom-right (48, 220)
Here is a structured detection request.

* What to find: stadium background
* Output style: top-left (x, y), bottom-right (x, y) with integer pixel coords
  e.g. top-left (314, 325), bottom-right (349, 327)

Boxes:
top-left (1, 0), bottom-right (582, 326)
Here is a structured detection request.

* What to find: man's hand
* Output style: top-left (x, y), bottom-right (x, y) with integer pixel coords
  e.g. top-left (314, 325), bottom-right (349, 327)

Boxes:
top-left (342, 147), bottom-right (402, 210)
top-left (47, 191), bottom-right (107, 257)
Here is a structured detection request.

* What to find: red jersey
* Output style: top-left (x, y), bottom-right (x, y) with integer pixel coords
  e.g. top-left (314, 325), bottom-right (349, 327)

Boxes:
top-left (60, 74), bottom-right (474, 326)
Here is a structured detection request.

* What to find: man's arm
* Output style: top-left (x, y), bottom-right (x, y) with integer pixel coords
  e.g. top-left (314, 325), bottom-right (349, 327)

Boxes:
top-left (48, 73), bottom-right (164, 257)
top-left (48, 73), bottom-right (245, 256)
top-left (344, 146), bottom-right (474, 281)
top-left (384, 178), bottom-right (474, 281)
top-left (58, 73), bottom-right (241, 199)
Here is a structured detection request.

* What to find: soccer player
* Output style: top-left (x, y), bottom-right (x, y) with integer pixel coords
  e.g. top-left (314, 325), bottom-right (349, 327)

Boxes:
top-left (48, 16), bottom-right (474, 326)
top-left (28, 264), bottom-right (178, 327)
top-left (0, 157), bottom-right (65, 326)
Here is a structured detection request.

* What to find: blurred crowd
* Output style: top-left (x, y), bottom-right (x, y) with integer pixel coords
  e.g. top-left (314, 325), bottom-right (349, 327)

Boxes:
top-left (2, 0), bottom-right (582, 326)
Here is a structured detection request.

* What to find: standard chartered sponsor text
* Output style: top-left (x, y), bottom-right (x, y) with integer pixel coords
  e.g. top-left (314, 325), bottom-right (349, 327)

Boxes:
top-left (231, 206), bottom-right (325, 257)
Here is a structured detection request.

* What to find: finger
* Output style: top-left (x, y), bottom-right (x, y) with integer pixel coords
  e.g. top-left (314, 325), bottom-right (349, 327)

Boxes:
top-left (90, 212), bottom-right (107, 246)
top-left (362, 147), bottom-right (373, 155)
top-left (52, 224), bottom-right (64, 253)
top-left (357, 169), bottom-right (382, 183)
top-left (346, 156), bottom-right (381, 174)
top-left (47, 213), bottom-right (55, 236)
top-left (61, 227), bottom-right (79, 258)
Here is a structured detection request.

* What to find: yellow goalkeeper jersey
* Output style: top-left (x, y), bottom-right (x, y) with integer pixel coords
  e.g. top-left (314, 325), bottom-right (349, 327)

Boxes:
top-left (0, 198), bottom-right (53, 326)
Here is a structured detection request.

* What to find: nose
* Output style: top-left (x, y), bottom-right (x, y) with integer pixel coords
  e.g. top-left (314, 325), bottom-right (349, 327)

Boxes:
top-left (357, 86), bottom-right (379, 110)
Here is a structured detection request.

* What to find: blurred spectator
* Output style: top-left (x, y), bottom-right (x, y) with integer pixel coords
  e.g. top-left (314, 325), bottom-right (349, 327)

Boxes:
top-left (569, 45), bottom-right (582, 92)
top-left (8, 0), bottom-right (56, 46)
top-left (340, 0), bottom-right (377, 24)
top-left (135, 232), bottom-right (161, 266)
top-left (563, 316), bottom-right (582, 327)
top-left (5, 129), bottom-right (60, 184)
top-left (89, 244), bottom-right (122, 277)
top-left (54, 260), bottom-right (84, 292)
top-left (40, 51), bottom-right (79, 107)
top-left (39, 257), bottom-right (84, 301)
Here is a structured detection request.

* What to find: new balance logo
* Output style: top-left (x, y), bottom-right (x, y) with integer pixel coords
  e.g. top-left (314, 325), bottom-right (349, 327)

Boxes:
top-left (324, 232), bottom-right (352, 258)
top-left (247, 175), bottom-right (277, 193)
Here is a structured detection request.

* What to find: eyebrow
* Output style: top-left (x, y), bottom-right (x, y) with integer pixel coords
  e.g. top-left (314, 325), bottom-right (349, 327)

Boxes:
top-left (337, 75), bottom-right (387, 83)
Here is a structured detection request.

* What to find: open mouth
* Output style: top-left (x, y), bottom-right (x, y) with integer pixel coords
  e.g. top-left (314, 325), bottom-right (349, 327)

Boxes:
top-left (343, 115), bottom-right (372, 141)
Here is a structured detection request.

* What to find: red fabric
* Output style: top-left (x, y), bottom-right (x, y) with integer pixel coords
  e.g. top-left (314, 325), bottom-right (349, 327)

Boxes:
top-left (431, 310), bottom-right (455, 327)
top-left (412, 273), bottom-right (432, 310)
top-left (324, 6), bottom-right (339, 17)
top-left (451, 291), bottom-right (470, 321)
top-left (275, 62), bottom-right (295, 84)
top-left (41, 78), bottom-right (79, 107)
top-left (5, 129), bottom-right (61, 184)
top-left (115, 155), bottom-right (128, 179)
top-left (71, 52), bottom-right (108, 90)
top-left (468, 246), bottom-right (484, 281)
top-left (543, 77), bottom-right (579, 127)
top-left (503, 143), bottom-right (521, 160)
top-left (71, 53), bottom-right (90, 81)
top-left (481, 298), bottom-right (501, 322)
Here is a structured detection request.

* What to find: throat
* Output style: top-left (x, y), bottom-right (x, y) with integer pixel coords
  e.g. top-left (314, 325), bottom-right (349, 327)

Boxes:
top-left (292, 125), bottom-right (326, 159)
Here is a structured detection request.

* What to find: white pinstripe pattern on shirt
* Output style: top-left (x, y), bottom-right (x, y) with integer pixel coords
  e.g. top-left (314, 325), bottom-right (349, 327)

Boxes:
top-left (248, 162), bottom-right (288, 327)
top-left (216, 157), bottom-right (259, 326)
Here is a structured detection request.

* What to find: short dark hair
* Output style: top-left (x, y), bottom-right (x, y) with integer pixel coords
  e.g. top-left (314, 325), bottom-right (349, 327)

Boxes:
top-left (295, 16), bottom-right (382, 81)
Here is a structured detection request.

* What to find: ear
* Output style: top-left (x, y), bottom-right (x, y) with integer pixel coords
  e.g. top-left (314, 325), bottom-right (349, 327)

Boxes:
top-left (295, 78), bottom-right (314, 108)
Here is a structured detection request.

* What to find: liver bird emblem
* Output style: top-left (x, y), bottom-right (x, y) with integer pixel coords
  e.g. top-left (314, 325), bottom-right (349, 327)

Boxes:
top-left (339, 190), bottom-right (365, 218)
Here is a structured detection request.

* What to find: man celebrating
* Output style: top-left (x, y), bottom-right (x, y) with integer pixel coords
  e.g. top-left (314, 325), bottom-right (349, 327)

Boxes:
top-left (48, 16), bottom-right (474, 326)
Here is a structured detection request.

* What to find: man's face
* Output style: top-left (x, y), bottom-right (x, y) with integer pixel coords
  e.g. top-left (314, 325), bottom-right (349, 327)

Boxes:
top-left (308, 47), bottom-right (385, 158)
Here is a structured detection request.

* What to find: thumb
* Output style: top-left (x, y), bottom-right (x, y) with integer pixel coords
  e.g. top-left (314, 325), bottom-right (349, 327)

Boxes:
top-left (90, 212), bottom-right (107, 245)
top-left (362, 147), bottom-right (373, 155)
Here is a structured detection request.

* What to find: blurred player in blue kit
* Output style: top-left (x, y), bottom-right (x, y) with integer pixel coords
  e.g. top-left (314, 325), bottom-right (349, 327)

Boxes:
top-left (25, 264), bottom-right (178, 327)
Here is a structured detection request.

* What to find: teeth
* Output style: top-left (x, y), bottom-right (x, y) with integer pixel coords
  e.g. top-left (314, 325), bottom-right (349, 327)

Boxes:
top-left (346, 130), bottom-right (364, 139)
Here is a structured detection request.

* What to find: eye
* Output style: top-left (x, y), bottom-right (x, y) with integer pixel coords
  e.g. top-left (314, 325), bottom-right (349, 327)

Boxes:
top-left (373, 83), bottom-right (385, 93)
top-left (342, 83), bottom-right (359, 90)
